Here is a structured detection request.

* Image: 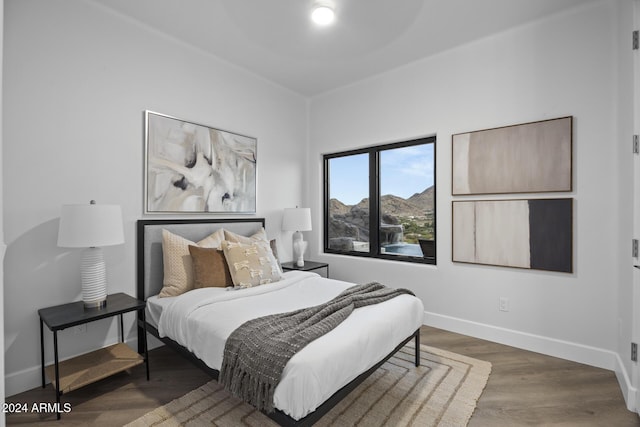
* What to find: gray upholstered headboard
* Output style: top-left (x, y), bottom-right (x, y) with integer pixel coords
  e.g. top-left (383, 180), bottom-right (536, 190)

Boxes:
top-left (136, 218), bottom-right (265, 300)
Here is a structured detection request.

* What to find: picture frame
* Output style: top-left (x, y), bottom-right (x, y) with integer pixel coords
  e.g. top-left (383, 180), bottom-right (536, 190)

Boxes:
top-left (452, 198), bottom-right (573, 273)
top-left (144, 111), bottom-right (257, 214)
top-left (452, 116), bottom-right (572, 195)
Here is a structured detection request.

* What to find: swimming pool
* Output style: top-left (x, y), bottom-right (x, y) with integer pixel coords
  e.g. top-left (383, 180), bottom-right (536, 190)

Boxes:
top-left (382, 243), bottom-right (423, 257)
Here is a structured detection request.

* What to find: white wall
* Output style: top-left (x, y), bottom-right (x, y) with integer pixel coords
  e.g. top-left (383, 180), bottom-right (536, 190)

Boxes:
top-left (3, 0), bottom-right (635, 408)
top-left (3, 0), bottom-right (307, 396)
top-left (0, 0), bottom-right (6, 422)
top-left (615, 0), bottom-right (637, 409)
top-left (309, 0), bottom-right (625, 376)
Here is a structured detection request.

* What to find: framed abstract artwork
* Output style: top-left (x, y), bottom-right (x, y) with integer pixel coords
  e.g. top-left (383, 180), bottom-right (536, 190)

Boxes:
top-left (452, 117), bottom-right (572, 195)
top-left (452, 198), bottom-right (573, 273)
top-left (144, 111), bottom-right (257, 214)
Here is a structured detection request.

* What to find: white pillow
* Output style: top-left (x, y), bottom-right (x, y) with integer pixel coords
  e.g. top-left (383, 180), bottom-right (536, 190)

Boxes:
top-left (223, 227), bottom-right (268, 244)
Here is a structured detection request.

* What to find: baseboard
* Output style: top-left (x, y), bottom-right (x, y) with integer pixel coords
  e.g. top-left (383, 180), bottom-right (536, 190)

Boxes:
top-left (5, 364), bottom-right (40, 399)
top-left (424, 311), bottom-right (618, 370)
top-left (614, 352), bottom-right (637, 412)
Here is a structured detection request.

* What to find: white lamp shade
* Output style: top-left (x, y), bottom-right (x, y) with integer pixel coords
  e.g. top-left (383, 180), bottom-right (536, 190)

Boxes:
top-left (282, 208), bottom-right (312, 232)
top-left (58, 203), bottom-right (125, 248)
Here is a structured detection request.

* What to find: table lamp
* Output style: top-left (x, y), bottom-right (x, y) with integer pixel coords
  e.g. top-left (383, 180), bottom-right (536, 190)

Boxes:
top-left (282, 207), bottom-right (312, 267)
top-left (57, 200), bottom-right (124, 309)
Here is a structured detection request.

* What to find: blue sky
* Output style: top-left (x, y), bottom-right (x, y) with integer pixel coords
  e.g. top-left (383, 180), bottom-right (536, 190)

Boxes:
top-left (329, 144), bottom-right (434, 205)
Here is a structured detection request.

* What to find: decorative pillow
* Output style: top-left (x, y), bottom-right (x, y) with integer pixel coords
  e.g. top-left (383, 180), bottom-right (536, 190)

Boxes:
top-left (188, 245), bottom-right (232, 289)
top-left (198, 229), bottom-right (226, 248)
top-left (270, 239), bottom-right (281, 269)
top-left (223, 227), bottom-right (268, 244)
top-left (159, 228), bottom-right (225, 297)
top-left (221, 240), bottom-right (283, 289)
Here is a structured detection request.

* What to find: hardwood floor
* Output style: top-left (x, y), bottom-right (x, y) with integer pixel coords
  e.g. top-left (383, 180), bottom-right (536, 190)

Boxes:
top-left (420, 326), bottom-right (639, 427)
top-left (6, 326), bottom-right (639, 426)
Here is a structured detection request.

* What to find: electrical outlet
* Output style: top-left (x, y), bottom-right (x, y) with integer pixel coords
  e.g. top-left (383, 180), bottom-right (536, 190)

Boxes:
top-left (73, 324), bottom-right (87, 334)
top-left (499, 297), bottom-right (509, 312)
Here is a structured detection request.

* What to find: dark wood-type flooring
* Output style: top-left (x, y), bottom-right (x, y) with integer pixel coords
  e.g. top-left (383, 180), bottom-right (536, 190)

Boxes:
top-left (6, 325), bottom-right (640, 426)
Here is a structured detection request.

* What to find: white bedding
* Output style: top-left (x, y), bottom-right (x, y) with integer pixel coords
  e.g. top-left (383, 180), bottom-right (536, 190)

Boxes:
top-left (155, 271), bottom-right (424, 420)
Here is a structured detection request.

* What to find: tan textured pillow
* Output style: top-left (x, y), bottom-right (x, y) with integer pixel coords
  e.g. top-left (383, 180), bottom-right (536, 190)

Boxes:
top-left (159, 228), bottom-right (225, 297)
top-left (188, 245), bottom-right (232, 288)
top-left (223, 227), bottom-right (268, 244)
top-left (221, 240), bottom-right (283, 289)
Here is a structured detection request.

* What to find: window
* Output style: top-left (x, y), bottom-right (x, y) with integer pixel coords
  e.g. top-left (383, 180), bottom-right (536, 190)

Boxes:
top-left (324, 136), bottom-right (436, 264)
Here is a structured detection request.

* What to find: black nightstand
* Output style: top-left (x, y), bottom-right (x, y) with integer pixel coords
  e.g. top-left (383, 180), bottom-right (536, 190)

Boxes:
top-left (38, 293), bottom-right (149, 419)
top-left (281, 260), bottom-right (329, 278)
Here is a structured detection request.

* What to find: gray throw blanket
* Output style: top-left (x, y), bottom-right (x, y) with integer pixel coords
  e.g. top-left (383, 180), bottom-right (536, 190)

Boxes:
top-left (219, 282), bottom-right (414, 413)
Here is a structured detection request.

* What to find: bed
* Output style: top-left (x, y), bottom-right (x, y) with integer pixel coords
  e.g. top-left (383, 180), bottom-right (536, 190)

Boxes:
top-left (136, 218), bottom-right (424, 426)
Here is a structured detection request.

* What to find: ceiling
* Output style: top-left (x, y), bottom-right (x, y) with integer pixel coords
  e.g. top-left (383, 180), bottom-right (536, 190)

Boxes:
top-left (92, 0), bottom-right (598, 96)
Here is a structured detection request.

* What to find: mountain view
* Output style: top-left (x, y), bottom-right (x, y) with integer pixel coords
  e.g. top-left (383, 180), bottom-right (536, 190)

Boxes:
top-left (328, 186), bottom-right (434, 251)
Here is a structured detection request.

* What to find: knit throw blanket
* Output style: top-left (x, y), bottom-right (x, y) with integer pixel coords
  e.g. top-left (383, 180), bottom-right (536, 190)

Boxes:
top-left (219, 282), bottom-right (415, 413)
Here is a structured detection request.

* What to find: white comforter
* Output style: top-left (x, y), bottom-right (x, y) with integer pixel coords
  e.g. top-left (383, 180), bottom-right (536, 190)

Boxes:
top-left (157, 271), bottom-right (424, 420)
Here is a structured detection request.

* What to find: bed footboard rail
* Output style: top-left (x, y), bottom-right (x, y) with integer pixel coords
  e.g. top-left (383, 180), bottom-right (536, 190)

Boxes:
top-left (415, 329), bottom-right (421, 366)
top-left (138, 322), bottom-right (420, 426)
top-left (269, 328), bottom-right (421, 426)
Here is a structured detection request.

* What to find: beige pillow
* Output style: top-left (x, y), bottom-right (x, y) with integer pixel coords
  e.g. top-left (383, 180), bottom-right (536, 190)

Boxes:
top-left (188, 245), bottom-right (232, 289)
top-left (221, 240), bottom-right (283, 289)
top-left (270, 239), bottom-right (281, 268)
top-left (198, 229), bottom-right (226, 248)
top-left (223, 228), bottom-right (268, 244)
top-left (159, 228), bottom-right (225, 297)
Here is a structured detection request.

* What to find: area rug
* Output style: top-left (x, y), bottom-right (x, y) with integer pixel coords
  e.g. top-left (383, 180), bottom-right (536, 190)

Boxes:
top-left (126, 344), bottom-right (491, 426)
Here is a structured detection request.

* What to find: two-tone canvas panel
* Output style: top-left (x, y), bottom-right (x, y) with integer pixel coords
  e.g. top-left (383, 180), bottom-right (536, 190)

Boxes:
top-left (452, 199), bottom-right (573, 273)
top-left (452, 117), bottom-right (572, 195)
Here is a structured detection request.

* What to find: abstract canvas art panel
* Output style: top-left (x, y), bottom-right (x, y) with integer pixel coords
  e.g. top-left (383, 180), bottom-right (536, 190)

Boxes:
top-left (452, 198), bottom-right (573, 273)
top-left (452, 117), bottom-right (572, 195)
top-left (145, 111), bottom-right (257, 214)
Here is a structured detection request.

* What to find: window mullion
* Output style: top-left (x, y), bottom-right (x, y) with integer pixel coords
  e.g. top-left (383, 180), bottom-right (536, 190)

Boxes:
top-left (323, 157), bottom-right (330, 253)
top-left (369, 151), bottom-right (380, 256)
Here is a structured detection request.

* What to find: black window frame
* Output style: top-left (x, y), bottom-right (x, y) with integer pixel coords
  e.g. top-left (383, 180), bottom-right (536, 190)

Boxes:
top-left (323, 136), bottom-right (436, 265)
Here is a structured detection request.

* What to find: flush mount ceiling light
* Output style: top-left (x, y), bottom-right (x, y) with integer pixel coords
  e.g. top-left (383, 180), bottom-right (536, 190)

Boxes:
top-left (311, 1), bottom-right (335, 26)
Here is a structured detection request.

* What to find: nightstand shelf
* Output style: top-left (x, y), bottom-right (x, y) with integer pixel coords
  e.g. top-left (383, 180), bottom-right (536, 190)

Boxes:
top-left (44, 342), bottom-right (144, 394)
top-left (281, 260), bottom-right (329, 278)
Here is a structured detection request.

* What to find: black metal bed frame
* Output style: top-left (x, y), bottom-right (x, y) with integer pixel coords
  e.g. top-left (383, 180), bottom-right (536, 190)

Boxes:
top-left (136, 218), bottom-right (420, 426)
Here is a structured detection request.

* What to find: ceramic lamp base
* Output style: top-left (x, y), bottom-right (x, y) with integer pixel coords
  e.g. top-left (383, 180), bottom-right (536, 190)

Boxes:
top-left (292, 231), bottom-right (307, 267)
top-left (81, 247), bottom-right (108, 309)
